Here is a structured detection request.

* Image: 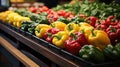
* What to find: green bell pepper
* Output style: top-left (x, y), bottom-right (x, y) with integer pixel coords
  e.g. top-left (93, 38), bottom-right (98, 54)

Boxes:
top-left (79, 45), bottom-right (104, 63)
top-left (103, 44), bottom-right (120, 60)
top-left (21, 20), bottom-right (38, 34)
top-left (115, 43), bottom-right (120, 56)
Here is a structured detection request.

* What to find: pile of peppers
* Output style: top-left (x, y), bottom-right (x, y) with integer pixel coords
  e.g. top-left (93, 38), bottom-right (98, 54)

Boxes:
top-left (89, 16), bottom-right (120, 45)
top-left (0, 11), bottom-right (30, 28)
top-left (0, 5), bottom-right (120, 63)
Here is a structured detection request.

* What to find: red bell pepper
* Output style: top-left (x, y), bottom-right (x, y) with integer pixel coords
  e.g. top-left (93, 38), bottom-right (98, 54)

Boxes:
top-left (28, 7), bottom-right (38, 13)
top-left (106, 16), bottom-right (119, 26)
top-left (106, 25), bottom-right (120, 45)
top-left (57, 10), bottom-right (66, 17)
top-left (95, 16), bottom-right (120, 45)
top-left (85, 16), bottom-right (98, 27)
top-left (47, 13), bottom-right (59, 23)
top-left (43, 28), bottom-right (60, 42)
top-left (64, 32), bottom-right (88, 55)
top-left (64, 11), bottom-right (74, 18)
top-left (78, 14), bottom-right (86, 18)
top-left (47, 9), bottom-right (59, 23)
top-left (95, 19), bottom-right (110, 30)
top-left (96, 24), bottom-right (108, 31)
top-left (38, 6), bottom-right (49, 13)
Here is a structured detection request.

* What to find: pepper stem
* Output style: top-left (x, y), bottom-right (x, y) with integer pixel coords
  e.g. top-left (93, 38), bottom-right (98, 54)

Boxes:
top-left (70, 33), bottom-right (77, 40)
top-left (68, 24), bottom-right (73, 31)
top-left (53, 35), bottom-right (61, 40)
top-left (47, 33), bottom-right (52, 37)
top-left (96, 20), bottom-right (101, 25)
top-left (37, 28), bottom-right (41, 33)
top-left (91, 28), bottom-right (96, 37)
top-left (80, 30), bottom-right (85, 34)
top-left (111, 18), bottom-right (116, 22)
top-left (109, 25), bottom-right (116, 32)
top-left (51, 24), bottom-right (55, 28)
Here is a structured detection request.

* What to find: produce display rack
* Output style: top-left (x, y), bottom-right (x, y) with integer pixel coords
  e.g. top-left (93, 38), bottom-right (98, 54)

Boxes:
top-left (0, 21), bottom-right (120, 67)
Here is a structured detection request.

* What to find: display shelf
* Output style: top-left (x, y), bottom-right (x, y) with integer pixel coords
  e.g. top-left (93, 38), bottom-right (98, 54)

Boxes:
top-left (0, 22), bottom-right (120, 67)
top-left (0, 22), bottom-right (79, 67)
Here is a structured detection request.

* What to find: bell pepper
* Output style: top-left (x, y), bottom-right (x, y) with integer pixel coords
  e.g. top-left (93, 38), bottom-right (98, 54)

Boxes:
top-left (28, 7), bottom-right (38, 13)
top-left (21, 21), bottom-right (32, 31)
top-left (35, 24), bottom-right (52, 38)
top-left (47, 10), bottom-right (59, 23)
top-left (16, 17), bottom-right (30, 28)
top-left (64, 22), bottom-right (79, 35)
top-left (51, 21), bottom-right (66, 31)
top-left (36, 12), bottom-right (49, 24)
top-left (88, 29), bottom-right (110, 50)
top-left (7, 13), bottom-right (19, 24)
top-left (106, 25), bottom-right (120, 45)
top-left (95, 20), bottom-right (108, 31)
top-left (103, 44), bottom-right (120, 60)
top-left (79, 23), bottom-right (94, 39)
top-left (43, 28), bottom-right (60, 42)
top-left (52, 31), bottom-right (69, 48)
top-left (106, 16), bottom-right (118, 25)
top-left (0, 10), bottom-right (13, 22)
top-left (64, 32), bottom-right (88, 55)
top-left (85, 16), bottom-right (98, 27)
top-left (115, 43), bottom-right (120, 56)
top-left (79, 22), bottom-right (93, 30)
top-left (79, 45), bottom-right (104, 63)
top-left (21, 21), bottom-right (39, 34)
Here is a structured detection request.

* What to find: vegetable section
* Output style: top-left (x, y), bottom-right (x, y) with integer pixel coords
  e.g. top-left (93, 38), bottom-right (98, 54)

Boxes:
top-left (0, 0), bottom-right (120, 64)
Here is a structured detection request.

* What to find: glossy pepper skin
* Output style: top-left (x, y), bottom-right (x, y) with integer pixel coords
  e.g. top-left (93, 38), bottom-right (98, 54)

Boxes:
top-left (103, 44), bottom-right (120, 60)
top-left (16, 17), bottom-right (30, 28)
top-left (64, 32), bottom-right (88, 55)
top-left (6, 12), bottom-right (30, 28)
top-left (51, 21), bottom-right (66, 31)
top-left (115, 43), bottom-right (120, 56)
top-left (88, 29), bottom-right (110, 50)
top-left (43, 28), bottom-right (60, 43)
top-left (64, 22), bottom-right (79, 35)
top-left (79, 45), bottom-right (104, 63)
top-left (85, 16), bottom-right (98, 27)
top-left (35, 24), bottom-right (52, 38)
top-left (95, 16), bottom-right (120, 45)
top-left (0, 10), bottom-right (13, 22)
top-left (79, 22), bottom-right (94, 32)
top-left (79, 23), bottom-right (94, 39)
top-left (7, 12), bottom-right (19, 24)
top-left (21, 21), bottom-right (38, 34)
top-left (106, 25), bottom-right (120, 45)
top-left (52, 31), bottom-right (69, 48)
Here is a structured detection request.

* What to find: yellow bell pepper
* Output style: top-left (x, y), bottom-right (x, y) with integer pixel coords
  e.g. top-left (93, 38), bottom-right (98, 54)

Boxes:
top-left (79, 22), bottom-right (93, 31)
top-left (0, 10), bottom-right (13, 22)
top-left (13, 15), bottom-right (21, 27)
top-left (64, 22), bottom-right (79, 35)
top-left (35, 24), bottom-right (52, 38)
top-left (51, 21), bottom-right (66, 31)
top-left (0, 12), bottom-right (4, 20)
top-left (79, 22), bottom-right (94, 39)
top-left (88, 29), bottom-right (111, 50)
top-left (52, 31), bottom-right (69, 48)
top-left (16, 17), bottom-right (30, 28)
top-left (7, 12), bottom-right (19, 24)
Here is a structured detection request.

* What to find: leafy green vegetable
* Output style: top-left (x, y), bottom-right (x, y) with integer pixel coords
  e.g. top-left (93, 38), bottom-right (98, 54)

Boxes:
top-left (53, 0), bottom-right (120, 19)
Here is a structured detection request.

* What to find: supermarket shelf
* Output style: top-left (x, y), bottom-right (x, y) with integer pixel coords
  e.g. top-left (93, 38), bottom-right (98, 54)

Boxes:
top-left (0, 23), bottom-right (80, 67)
